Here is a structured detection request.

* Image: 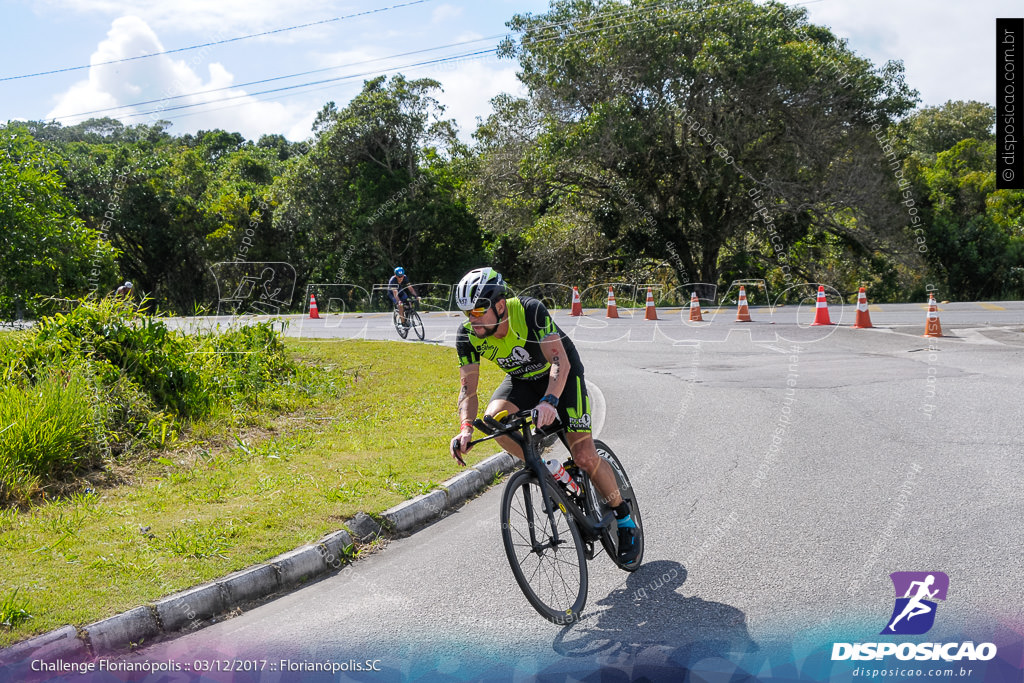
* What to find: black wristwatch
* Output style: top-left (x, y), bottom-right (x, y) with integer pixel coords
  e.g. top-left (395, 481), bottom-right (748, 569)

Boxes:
top-left (540, 394), bottom-right (559, 407)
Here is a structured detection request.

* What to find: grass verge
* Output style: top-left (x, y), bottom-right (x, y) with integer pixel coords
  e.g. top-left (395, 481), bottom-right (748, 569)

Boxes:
top-left (0, 298), bottom-right (294, 504)
top-left (0, 338), bottom-right (503, 648)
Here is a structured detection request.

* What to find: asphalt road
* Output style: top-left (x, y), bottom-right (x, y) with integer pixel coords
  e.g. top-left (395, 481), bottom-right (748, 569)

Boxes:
top-left (127, 304), bottom-right (1022, 680)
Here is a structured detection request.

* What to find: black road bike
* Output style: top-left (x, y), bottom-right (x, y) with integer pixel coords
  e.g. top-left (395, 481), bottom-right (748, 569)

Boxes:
top-left (468, 410), bottom-right (644, 624)
top-left (393, 299), bottom-right (424, 340)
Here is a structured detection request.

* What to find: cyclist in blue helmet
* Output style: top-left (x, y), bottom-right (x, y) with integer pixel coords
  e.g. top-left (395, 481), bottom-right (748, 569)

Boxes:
top-left (388, 267), bottom-right (420, 326)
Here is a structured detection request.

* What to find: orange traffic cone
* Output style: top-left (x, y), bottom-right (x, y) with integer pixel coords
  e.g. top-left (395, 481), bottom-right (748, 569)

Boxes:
top-left (644, 287), bottom-right (658, 320)
top-left (309, 293), bottom-right (320, 319)
top-left (606, 286), bottom-right (619, 318)
top-left (853, 287), bottom-right (873, 329)
top-left (688, 291), bottom-right (703, 322)
top-left (736, 286), bottom-right (752, 322)
top-left (811, 285), bottom-right (833, 326)
top-left (570, 286), bottom-right (583, 316)
top-left (923, 293), bottom-right (943, 338)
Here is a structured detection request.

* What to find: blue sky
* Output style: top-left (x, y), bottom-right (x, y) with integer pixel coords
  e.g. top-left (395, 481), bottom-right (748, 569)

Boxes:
top-left (0, 0), bottom-right (1019, 142)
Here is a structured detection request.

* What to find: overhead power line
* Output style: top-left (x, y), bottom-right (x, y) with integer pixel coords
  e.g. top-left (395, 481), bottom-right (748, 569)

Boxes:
top-left (54, 35), bottom-right (502, 121)
top-left (110, 49), bottom-right (498, 120)
top-left (50, 0), bottom-right (703, 123)
top-left (49, 0), bottom-right (821, 125)
top-left (0, 0), bottom-right (436, 82)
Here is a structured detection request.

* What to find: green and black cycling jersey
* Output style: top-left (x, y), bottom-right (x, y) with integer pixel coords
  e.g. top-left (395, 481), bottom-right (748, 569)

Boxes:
top-left (455, 296), bottom-right (582, 378)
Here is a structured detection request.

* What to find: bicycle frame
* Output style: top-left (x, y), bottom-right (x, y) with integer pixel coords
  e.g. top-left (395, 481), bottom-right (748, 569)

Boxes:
top-left (469, 411), bottom-right (617, 552)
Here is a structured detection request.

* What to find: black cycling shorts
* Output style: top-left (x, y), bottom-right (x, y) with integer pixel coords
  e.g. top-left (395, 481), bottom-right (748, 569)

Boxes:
top-left (490, 368), bottom-right (592, 433)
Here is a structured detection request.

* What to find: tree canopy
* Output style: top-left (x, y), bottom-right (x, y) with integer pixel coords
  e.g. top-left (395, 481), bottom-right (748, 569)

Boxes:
top-left (0, 127), bottom-right (116, 318)
top-left (272, 74), bottom-right (482, 288)
top-left (3, 2), bottom-right (1022, 315)
top-left (476, 0), bottom-right (919, 289)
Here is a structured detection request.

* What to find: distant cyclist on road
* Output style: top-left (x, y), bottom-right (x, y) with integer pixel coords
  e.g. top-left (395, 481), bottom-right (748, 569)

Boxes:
top-left (448, 267), bottom-right (640, 565)
top-left (114, 281), bottom-right (133, 299)
top-left (388, 267), bottom-right (420, 326)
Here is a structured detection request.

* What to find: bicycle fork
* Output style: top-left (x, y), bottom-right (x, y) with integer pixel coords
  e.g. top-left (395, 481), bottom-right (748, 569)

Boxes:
top-left (523, 474), bottom-right (568, 554)
top-left (526, 461), bottom-right (617, 559)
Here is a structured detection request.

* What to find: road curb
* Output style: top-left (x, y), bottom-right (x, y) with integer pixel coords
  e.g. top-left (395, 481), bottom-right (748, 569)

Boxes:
top-left (153, 582), bottom-right (228, 634)
top-left (83, 606), bottom-right (161, 655)
top-left (271, 545), bottom-right (330, 588)
top-left (217, 564), bottom-right (278, 608)
top-left (383, 489), bottom-right (448, 532)
top-left (0, 450), bottom-right (520, 661)
top-left (0, 625), bottom-right (86, 666)
top-left (443, 469), bottom-right (487, 506)
top-left (472, 451), bottom-right (519, 482)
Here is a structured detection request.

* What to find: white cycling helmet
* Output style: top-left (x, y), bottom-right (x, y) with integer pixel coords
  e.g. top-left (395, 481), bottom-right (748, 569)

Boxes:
top-left (455, 267), bottom-right (506, 311)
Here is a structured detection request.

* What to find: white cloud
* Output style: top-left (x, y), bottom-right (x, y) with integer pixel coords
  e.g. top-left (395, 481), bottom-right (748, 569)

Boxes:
top-left (300, 45), bottom-right (526, 141)
top-left (310, 47), bottom-right (404, 79)
top-left (431, 4), bottom-right (463, 26)
top-left (427, 57), bottom-right (525, 141)
top-left (46, 15), bottom-right (311, 141)
top-left (794, 0), bottom-right (1022, 108)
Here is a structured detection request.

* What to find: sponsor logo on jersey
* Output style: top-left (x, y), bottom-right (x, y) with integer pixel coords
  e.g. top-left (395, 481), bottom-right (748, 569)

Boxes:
top-left (496, 346), bottom-right (533, 370)
top-left (569, 414), bottom-right (592, 430)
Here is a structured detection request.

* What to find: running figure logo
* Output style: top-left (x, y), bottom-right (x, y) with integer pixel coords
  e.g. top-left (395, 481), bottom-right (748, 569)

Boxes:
top-left (881, 571), bottom-right (949, 635)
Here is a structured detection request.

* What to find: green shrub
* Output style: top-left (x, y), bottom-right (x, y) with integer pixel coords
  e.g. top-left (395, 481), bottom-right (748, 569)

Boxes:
top-left (0, 367), bottom-right (95, 502)
top-left (0, 298), bottom-right (294, 504)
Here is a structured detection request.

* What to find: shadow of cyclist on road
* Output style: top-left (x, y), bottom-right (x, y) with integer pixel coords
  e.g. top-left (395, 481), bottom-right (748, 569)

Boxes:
top-left (548, 560), bottom-right (756, 677)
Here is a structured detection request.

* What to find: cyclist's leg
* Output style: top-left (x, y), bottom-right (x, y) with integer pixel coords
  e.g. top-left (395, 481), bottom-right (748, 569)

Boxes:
top-left (558, 372), bottom-right (623, 508)
top-left (483, 376), bottom-right (541, 459)
top-left (566, 433), bottom-right (622, 509)
top-left (486, 398), bottom-right (522, 457)
top-left (559, 372), bottom-right (639, 564)
top-left (395, 294), bottom-right (408, 323)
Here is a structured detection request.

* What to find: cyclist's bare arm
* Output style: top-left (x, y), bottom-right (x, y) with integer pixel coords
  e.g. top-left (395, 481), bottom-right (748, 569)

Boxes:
top-left (458, 363), bottom-right (480, 425)
top-left (451, 363), bottom-right (480, 464)
top-left (539, 333), bottom-right (570, 399)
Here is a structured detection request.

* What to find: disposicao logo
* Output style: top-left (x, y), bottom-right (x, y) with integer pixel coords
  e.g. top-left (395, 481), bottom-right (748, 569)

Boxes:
top-left (831, 571), bottom-right (997, 662)
top-left (881, 571), bottom-right (948, 635)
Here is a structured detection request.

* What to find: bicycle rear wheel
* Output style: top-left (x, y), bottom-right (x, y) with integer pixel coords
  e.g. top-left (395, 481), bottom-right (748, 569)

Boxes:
top-left (584, 441), bottom-right (644, 571)
top-left (500, 470), bottom-right (587, 624)
top-left (392, 309), bottom-right (409, 339)
top-left (409, 310), bottom-right (425, 340)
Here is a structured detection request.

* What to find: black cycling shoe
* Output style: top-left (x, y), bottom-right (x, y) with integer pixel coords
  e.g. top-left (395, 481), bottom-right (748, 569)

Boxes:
top-left (616, 524), bottom-right (640, 565)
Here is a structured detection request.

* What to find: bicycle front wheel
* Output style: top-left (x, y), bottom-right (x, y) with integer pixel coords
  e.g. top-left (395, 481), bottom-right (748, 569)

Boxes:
top-left (409, 311), bottom-right (425, 340)
top-left (500, 470), bottom-right (587, 624)
top-left (392, 309), bottom-right (409, 339)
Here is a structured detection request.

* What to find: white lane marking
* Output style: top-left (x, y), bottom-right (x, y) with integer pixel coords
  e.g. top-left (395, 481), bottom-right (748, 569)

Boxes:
top-left (757, 344), bottom-right (790, 354)
top-left (955, 328), bottom-right (1006, 346)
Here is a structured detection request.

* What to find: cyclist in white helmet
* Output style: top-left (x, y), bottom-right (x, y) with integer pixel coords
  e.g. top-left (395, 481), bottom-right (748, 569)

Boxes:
top-left (449, 267), bottom-right (639, 565)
